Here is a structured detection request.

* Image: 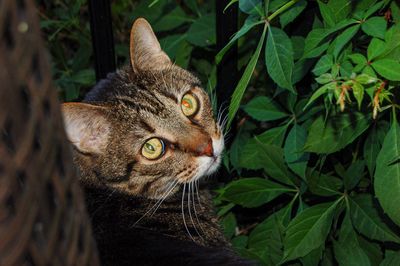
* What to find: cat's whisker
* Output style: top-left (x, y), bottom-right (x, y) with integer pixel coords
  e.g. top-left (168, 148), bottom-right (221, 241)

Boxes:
top-left (149, 180), bottom-right (180, 217)
top-left (132, 180), bottom-right (178, 227)
top-left (195, 179), bottom-right (202, 207)
top-left (182, 183), bottom-right (195, 242)
top-left (191, 181), bottom-right (206, 238)
top-left (187, 181), bottom-right (203, 240)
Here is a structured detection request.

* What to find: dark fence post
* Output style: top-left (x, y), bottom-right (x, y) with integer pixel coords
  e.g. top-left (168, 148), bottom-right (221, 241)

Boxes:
top-left (216, 0), bottom-right (238, 132)
top-left (215, 0), bottom-right (238, 112)
top-left (88, 0), bottom-right (116, 81)
top-left (216, 0), bottom-right (238, 181)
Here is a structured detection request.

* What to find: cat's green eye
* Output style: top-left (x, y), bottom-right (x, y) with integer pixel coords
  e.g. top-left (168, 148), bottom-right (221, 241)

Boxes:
top-left (142, 138), bottom-right (165, 160)
top-left (181, 93), bottom-right (198, 117)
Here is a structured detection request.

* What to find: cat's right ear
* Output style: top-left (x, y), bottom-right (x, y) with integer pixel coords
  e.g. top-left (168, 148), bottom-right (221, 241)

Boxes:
top-left (61, 103), bottom-right (111, 154)
top-left (130, 18), bottom-right (171, 72)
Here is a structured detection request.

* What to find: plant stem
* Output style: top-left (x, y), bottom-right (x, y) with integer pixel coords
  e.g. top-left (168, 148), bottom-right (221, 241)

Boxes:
top-left (267, 0), bottom-right (299, 21)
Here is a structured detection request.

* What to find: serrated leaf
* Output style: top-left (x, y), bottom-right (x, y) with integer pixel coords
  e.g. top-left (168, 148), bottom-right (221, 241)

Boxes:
top-left (349, 194), bottom-right (400, 243)
top-left (317, 0), bottom-right (335, 27)
top-left (280, 0), bottom-right (307, 28)
top-left (153, 7), bottom-right (191, 31)
top-left (374, 119), bottom-right (400, 226)
top-left (348, 53), bottom-right (367, 65)
top-left (304, 82), bottom-right (336, 110)
top-left (381, 251), bottom-right (400, 266)
top-left (355, 73), bottom-right (377, 84)
top-left (304, 113), bottom-right (370, 154)
top-left (256, 125), bottom-right (288, 147)
top-left (333, 24), bottom-right (360, 59)
top-left (265, 27), bottom-right (295, 92)
top-left (216, 15), bottom-right (262, 64)
top-left (334, 214), bottom-right (371, 266)
top-left (186, 14), bottom-right (215, 47)
top-left (312, 54), bottom-right (333, 76)
top-left (222, 178), bottom-right (294, 208)
top-left (352, 82), bottom-right (364, 109)
top-left (361, 16), bottom-right (387, 39)
top-left (363, 122), bottom-right (388, 176)
top-left (238, 139), bottom-right (294, 186)
top-left (243, 96), bottom-right (288, 121)
top-left (344, 160), bottom-right (365, 190)
top-left (282, 200), bottom-right (340, 262)
top-left (306, 170), bottom-right (342, 197)
top-left (367, 38), bottom-right (386, 61)
top-left (371, 59), bottom-right (400, 81)
top-left (227, 24), bottom-right (267, 129)
top-left (284, 124), bottom-right (309, 179)
top-left (239, 0), bottom-right (263, 15)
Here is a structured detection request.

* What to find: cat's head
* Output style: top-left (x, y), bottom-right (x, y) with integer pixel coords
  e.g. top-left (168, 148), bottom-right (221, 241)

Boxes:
top-left (62, 18), bottom-right (224, 199)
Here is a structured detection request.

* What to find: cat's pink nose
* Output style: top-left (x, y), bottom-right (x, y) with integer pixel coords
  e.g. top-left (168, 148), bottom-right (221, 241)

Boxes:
top-left (197, 139), bottom-right (213, 157)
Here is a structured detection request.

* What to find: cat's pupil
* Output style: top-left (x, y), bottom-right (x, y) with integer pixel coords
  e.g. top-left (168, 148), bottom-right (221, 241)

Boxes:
top-left (182, 99), bottom-right (192, 108)
top-left (145, 143), bottom-right (155, 153)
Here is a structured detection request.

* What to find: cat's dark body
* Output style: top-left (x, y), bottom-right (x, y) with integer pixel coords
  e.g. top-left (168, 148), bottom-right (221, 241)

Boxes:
top-left (85, 186), bottom-right (253, 266)
top-left (62, 18), bottom-right (254, 265)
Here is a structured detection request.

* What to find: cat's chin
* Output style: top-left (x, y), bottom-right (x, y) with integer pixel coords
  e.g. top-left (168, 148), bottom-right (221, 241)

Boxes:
top-left (192, 155), bottom-right (221, 181)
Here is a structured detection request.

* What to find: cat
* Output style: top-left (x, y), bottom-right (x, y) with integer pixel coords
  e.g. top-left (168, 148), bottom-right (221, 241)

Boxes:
top-left (62, 18), bottom-right (253, 265)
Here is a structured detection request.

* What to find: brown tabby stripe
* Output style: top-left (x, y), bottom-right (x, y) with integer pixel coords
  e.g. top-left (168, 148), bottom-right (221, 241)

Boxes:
top-left (139, 119), bottom-right (155, 133)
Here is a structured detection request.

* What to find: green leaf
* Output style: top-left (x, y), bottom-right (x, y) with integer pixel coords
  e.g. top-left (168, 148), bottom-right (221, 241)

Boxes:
top-left (238, 139), bottom-right (294, 186)
top-left (306, 171), bottom-right (342, 197)
top-left (160, 34), bottom-right (187, 59)
top-left (227, 24), bottom-right (267, 129)
top-left (312, 54), bottom-right (333, 76)
top-left (304, 113), bottom-right (370, 154)
top-left (248, 206), bottom-right (292, 265)
top-left (348, 53), bottom-right (367, 64)
top-left (304, 82), bottom-right (336, 110)
top-left (153, 7), bottom-right (191, 31)
top-left (367, 38), bottom-right (386, 61)
top-left (355, 73), bottom-right (377, 84)
top-left (361, 16), bottom-right (387, 39)
top-left (344, 160), bottom-right (365, 190)
top-left (371, 59), bottom-right (400, 81)
top-left (256, 125), bottom-right (288, 147)
top-left (222, 178), bottom-right (294, 208)
top-left (363, 121), bottom-right (388, 176)
top-left (334, 214), bottom-right (371, 266)
top-left (69, 69), bottom-right (95, 86)
top-left (317, 1), bottom-right (335, 27)
top-left (216, 15), bottom-right (262, 64)
top-left (243, 96), bottom-right (288, 121)
top-left (333, 24), bottom-right (360, 59)
top-left (291, 36), bottom-right (305, 60)
top-left (381, 251), bottom-right (400, 266)
top-left (315, 73), bottom-right (334, 84)
top-left (352, 82), bottom-right (364, 109)
top-left (349, 194), bottom-right (400, 243)
top-left (280, 0), bottom-right (307, 28)
top-left (282, 200), bottom-right (341, 262)
top-left (239, 0), bottom-right (263, 15)
top-left (221, 212), bottom-right (237, 238)
top-left (284, 124), bottom-right (309, 179)
top-left (265, 27), bottom-right (295, 92)
top-left (186, 14), bottom-right (216, 47)
top-left (374, 119), bottom-right (400, 226)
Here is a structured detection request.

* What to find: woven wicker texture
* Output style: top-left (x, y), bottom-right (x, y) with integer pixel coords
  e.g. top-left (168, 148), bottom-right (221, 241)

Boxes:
top-left (0, 0), bottom-right (100, 265)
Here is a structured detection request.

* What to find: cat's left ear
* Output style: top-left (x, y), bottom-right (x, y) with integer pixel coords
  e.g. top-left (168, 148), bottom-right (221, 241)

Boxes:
top-left (61, 103), bottom-right (111, 154)
top-left (130, 18), bottom-right (171, 72)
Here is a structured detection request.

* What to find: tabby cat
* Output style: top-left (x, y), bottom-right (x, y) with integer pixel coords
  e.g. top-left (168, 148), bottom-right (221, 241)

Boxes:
top-left (62, 18), bottom-right (252, 265)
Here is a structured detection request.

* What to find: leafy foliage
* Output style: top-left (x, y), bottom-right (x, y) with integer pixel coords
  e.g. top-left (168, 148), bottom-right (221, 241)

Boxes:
top-left (217, 0), bottom-right (400, 265)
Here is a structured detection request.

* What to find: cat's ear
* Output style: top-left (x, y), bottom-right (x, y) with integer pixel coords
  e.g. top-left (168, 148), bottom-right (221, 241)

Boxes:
top-left (61, 103), bottom-right (111, 154)
top-left (130, 18), bottom-right (171, 71)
